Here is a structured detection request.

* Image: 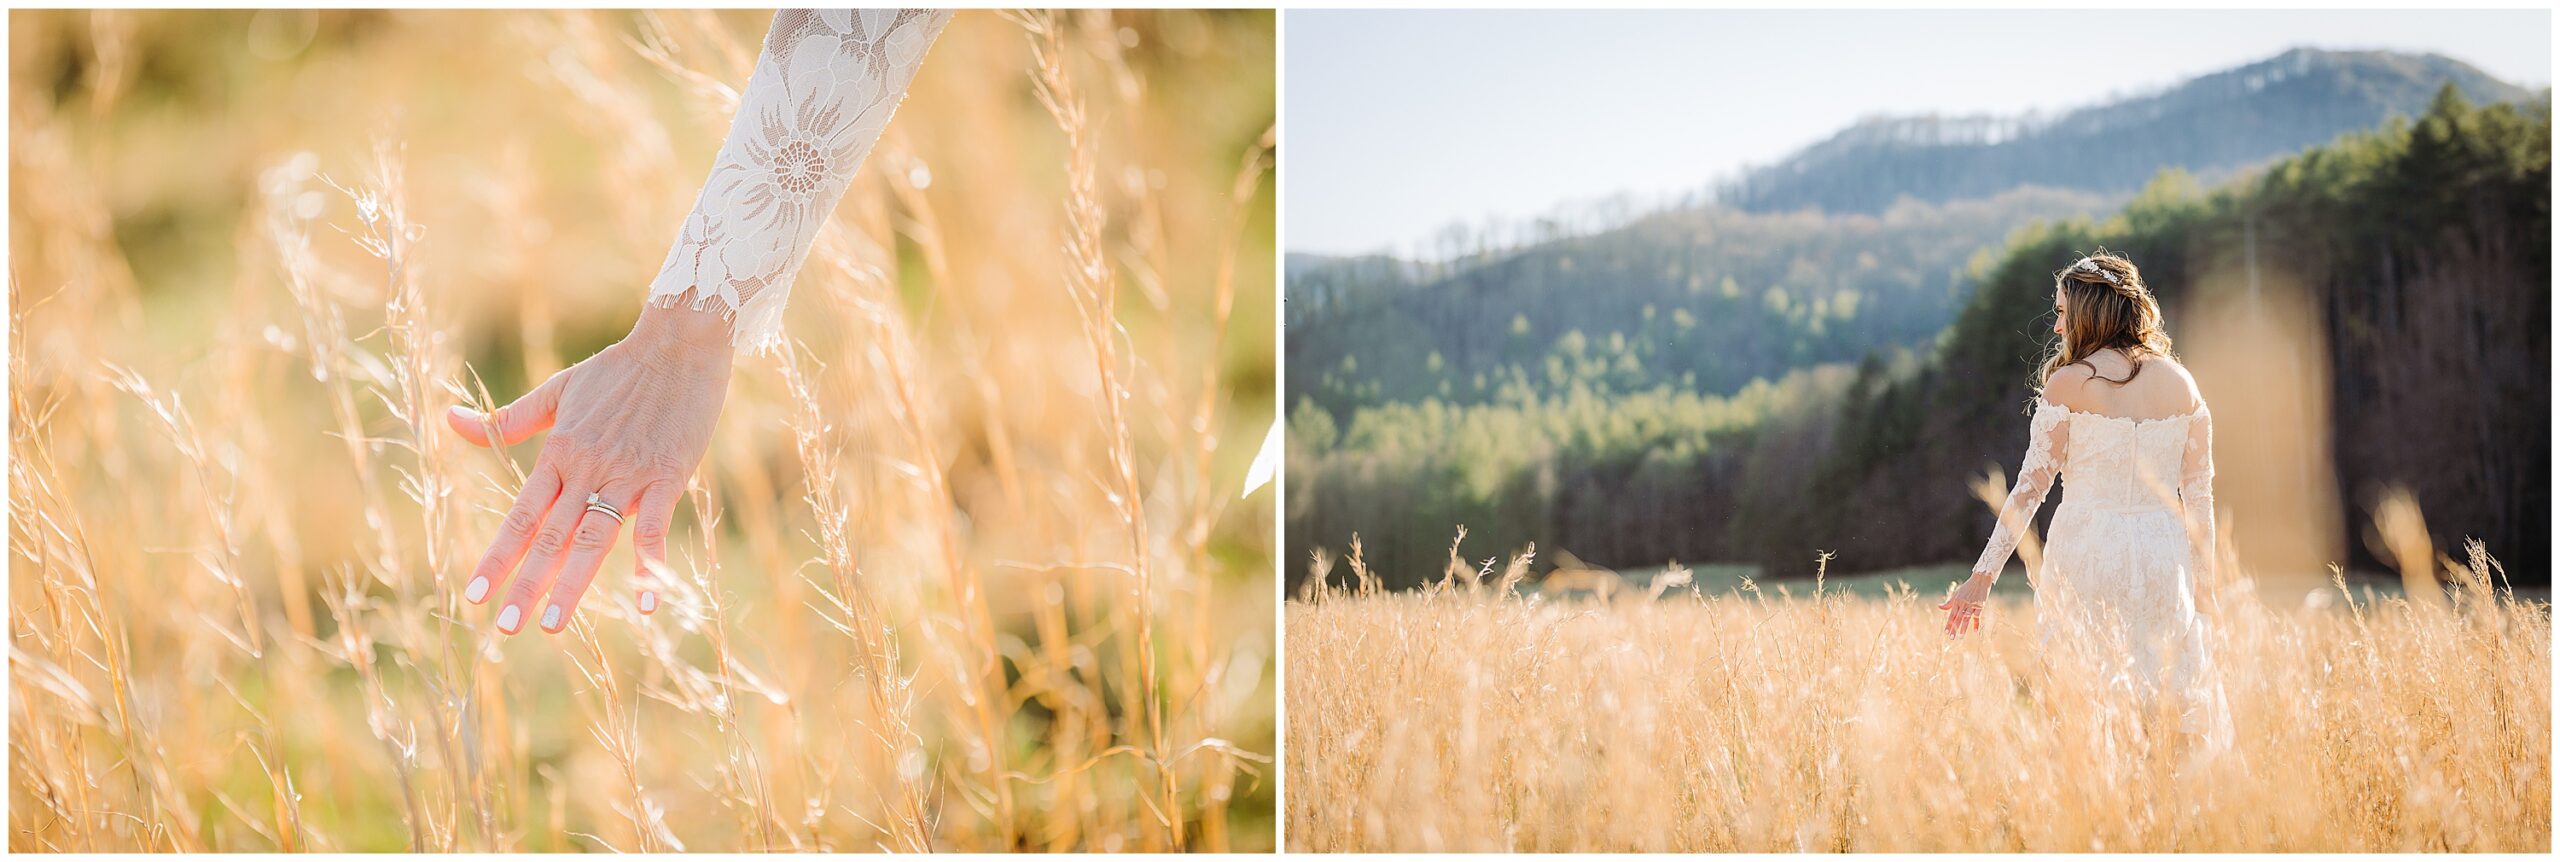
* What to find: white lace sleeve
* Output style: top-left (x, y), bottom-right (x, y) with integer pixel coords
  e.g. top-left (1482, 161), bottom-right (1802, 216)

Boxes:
top-left (2179, 404), bottom-right (2218, 587)
top-left (1971, 399), bottom-right (2070, 580)
top-left (648, 9), bottom-right (952, 352)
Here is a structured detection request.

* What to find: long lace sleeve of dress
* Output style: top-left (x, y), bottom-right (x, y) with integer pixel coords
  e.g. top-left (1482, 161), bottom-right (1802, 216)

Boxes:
top-left (2180, 405), bottom-right (2219, 586)
top-left (1970, 400), bottom-right (2071, 579)
top-left (648, 9), bottom-right (953, 352)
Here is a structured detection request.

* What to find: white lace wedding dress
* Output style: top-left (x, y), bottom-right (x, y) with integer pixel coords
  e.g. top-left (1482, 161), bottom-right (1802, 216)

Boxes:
top-left (649, 9), bottom-right (952, 351)
top-left (1973, 397), bottom-right (2236, 749)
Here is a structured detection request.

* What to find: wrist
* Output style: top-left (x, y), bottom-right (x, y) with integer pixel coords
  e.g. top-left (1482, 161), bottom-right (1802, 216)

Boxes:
top-left (630, 300), bottom-right (735, 354)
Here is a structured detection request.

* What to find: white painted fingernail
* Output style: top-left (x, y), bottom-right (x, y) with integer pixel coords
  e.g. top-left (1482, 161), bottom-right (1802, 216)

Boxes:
top-left (541, 604), bottom-right (563, 631)
top-left (638, 592), bottom-right (658, 613)
top-left (464, 577), bottom-right (490, 603)
top-left (495, 605), bottom-right (522, 633)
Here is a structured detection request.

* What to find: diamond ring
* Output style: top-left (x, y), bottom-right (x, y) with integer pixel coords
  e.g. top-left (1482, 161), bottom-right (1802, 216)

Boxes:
top-left (583, 491), bottom-right (625, 524)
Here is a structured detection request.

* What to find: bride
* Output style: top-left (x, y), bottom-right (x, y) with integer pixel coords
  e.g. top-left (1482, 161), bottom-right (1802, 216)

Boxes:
top-left (1939, 251), bottom-right (2234, 750)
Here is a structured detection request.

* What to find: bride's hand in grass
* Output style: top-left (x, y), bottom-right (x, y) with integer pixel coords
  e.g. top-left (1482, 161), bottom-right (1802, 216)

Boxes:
top-left (1938, 572), bottom-right (1994, 638)
top-left (446, 303), bottom-right (733, 635)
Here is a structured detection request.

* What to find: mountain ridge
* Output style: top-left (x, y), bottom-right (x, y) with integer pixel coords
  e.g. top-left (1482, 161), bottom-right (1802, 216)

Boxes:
top-left (1718, 47), bottom-right (2539, 214)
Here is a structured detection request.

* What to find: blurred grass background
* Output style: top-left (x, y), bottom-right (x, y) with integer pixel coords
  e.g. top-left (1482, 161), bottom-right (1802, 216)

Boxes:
top-left (11, 8), bottom-right (1274, 851)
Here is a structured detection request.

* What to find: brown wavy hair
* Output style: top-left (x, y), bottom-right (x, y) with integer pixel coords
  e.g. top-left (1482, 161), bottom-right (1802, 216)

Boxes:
top-left (2036, 250), bottom-right (2175, 389)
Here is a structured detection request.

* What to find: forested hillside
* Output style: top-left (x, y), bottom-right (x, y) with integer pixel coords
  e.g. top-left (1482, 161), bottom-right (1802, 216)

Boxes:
top-left (1286, 188), bottom-right (2115, 418)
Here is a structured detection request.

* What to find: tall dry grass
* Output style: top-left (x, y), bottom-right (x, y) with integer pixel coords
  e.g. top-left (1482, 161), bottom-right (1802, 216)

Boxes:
top-left (10, 9), bottom-right (1274, 851)
top-left (1287, 536), bottom-right (2548, 852)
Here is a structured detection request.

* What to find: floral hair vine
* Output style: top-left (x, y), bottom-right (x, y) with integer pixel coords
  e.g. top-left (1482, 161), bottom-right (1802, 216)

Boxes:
top-left (2072, 256), bottom-right (2122, 286)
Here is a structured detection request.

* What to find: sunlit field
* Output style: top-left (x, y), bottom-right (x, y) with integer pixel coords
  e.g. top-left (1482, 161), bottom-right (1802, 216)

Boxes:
top-left (11, 9), bottom-right (1275, 852)
top-left (1285, 539), bottom-right (2549, 852)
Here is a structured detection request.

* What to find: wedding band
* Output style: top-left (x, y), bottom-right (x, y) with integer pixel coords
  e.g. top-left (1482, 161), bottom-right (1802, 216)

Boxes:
top-left (584, 492), bottom-right (626, 524)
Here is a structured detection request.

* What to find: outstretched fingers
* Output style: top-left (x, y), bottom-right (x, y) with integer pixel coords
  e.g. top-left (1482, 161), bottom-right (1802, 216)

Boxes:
top-left (498, 483), bottom-right (590, 635)
top-left (1943, 603), bottom-right (1983, 638)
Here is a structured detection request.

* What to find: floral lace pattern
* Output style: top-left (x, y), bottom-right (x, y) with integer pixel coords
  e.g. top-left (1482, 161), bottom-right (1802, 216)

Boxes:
top-left (1973, 399), bottom-right (2234, 748)
top-left (1970, 399), bottom-right (2070, 579)
top-left (648, 9), bottom-right (952, 351)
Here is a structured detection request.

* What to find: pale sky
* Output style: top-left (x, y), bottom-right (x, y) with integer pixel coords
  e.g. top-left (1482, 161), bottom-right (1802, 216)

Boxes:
top-left (1286, 9), bottom-right (2552, 257)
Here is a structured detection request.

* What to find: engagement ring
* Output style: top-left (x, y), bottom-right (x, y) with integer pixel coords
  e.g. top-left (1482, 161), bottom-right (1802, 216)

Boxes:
top-left (584, 492), bottom-right (626, 524)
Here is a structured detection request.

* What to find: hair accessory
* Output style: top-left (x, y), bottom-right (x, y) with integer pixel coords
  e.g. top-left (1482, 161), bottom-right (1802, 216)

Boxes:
top-left (2073, 256), bottom-right (2122, 286)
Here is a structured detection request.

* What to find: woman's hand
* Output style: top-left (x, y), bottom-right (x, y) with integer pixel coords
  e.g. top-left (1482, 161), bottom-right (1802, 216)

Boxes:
top-left (447, 304), bottom-right (733, 635)
top-left (1937, 572), bottom-right (1995, 638)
